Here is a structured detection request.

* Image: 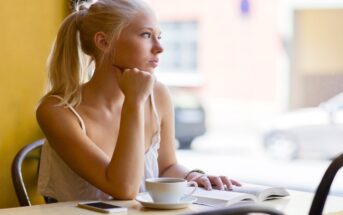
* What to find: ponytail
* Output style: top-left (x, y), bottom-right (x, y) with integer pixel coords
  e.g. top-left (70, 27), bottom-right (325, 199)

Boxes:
top-left (44, 11), bottom-right (91, 107)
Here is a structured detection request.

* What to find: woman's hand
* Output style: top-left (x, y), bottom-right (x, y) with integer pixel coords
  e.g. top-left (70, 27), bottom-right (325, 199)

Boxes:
top-left (186, 172), bottom-right (241, 191)
top-left (113, 67), bottom-right (154, 104)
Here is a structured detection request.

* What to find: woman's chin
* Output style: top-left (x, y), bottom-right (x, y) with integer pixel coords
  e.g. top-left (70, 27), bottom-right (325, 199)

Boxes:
top-left (143, 67), bottom-right (155, 73)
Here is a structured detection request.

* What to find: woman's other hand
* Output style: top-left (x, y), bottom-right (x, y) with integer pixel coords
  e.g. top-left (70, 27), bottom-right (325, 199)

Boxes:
top-left (186, 172), bottom-right (241, 191)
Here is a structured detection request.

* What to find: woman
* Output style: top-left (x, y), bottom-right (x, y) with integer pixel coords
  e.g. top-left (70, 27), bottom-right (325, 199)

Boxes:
top-left (36, 0), bottom-right (241, 201)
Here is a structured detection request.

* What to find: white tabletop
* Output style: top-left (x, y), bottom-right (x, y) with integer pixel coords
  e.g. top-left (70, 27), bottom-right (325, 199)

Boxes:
top-left (0, 190), bottom-right (342, 215)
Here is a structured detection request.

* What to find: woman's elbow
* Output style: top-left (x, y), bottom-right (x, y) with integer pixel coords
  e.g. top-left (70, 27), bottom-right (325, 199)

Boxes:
top-left (109, 183), bottom-right (139, 200)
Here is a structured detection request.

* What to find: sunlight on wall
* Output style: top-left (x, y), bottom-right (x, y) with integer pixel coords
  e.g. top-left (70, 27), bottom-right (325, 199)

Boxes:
top-left (0, 1), bottom-right (66, 208)
top-left (296, 9), bottom-right (343, 74)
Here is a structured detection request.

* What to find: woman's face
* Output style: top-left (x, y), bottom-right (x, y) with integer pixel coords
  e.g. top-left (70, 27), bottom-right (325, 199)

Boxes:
top-left (112, 11), bottom-right (163, 72)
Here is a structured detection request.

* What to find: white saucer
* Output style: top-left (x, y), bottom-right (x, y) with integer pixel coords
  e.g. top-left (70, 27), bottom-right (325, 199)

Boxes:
top-left (135, 192), bottom-right (197, 210)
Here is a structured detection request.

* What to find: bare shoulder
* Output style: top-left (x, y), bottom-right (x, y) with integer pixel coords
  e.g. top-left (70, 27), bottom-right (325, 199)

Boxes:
top-left (153, 81), bottom-right (173, 118)
top-left (153, 81), bottom-right (173, 107)
top-left (154, 81), bottom-right (171, 101)
top-left (37, 96), bottom-right (64, 120)
top-left (36, 96), bottom-right (79, 132)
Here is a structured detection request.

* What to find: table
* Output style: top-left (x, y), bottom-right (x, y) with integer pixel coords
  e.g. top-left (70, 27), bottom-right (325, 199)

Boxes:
top-left (0, 190), bottom-right (342, 215)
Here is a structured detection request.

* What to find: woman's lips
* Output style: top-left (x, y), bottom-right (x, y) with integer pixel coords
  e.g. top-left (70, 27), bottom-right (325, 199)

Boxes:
top-left (148, 59), bottom-right (159, 68)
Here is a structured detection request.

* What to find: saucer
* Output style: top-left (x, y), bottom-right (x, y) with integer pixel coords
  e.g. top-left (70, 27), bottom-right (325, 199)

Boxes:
top-left (135, 192), bottom-right (197, 210)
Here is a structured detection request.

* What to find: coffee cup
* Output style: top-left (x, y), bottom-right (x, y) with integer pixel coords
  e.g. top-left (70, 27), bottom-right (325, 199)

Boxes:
top-left (145, 177), bottom-right (197, 203)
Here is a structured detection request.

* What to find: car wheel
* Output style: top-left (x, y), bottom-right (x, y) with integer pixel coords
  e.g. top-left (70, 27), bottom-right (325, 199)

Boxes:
top-left (178, 139), bottom-right (193, 150)
top-left (264, 132), bottom-right (299, 160)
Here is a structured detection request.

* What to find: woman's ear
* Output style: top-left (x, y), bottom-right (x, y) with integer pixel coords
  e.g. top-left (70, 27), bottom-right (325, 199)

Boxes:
top-left (94, 32), bottom-right (110, 52)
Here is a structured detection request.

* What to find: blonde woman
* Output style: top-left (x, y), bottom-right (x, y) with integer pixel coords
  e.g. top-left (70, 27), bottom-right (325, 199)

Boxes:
top-left (36, 0), bottom-right (241, 202)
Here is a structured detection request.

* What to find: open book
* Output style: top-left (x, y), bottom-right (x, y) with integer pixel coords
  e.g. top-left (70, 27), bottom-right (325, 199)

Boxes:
top-left (188, 184), bottom-right (290, 207)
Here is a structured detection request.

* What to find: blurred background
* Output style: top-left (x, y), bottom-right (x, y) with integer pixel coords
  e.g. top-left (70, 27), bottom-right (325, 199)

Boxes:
top-left (1, 0), bottom-right (343, 208)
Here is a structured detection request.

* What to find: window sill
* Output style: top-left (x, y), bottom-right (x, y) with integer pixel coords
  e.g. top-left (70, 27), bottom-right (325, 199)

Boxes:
top-left (155, 71), bottom-right (204, 87)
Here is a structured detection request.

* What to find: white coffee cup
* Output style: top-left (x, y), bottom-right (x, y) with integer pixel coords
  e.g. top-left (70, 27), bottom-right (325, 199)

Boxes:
top-left (145, 177), bottom-right (197, 203)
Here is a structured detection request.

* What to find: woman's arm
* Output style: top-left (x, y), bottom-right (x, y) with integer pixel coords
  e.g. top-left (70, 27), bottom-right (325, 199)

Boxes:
top-left (155, 82), bottom-right (241, 190)
top-left (37, 69), bottom-right (154, 200)
top-left (37, 97), bottom-right (144, 199)
top-left (154, 82), bottom-right (190, 178)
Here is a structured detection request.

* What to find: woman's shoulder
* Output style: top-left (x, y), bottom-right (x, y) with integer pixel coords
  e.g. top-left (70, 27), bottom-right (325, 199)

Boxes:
top-left (36, 95), bottom-right (86, 139)
top-left (37, 95), bottom-right (64, 112)
top-left (153, 81), bottom-right (173, 117)
top-left (154, 81), bottom-right (171, 100)
top-left (36, 95), bottom-right (73, 124)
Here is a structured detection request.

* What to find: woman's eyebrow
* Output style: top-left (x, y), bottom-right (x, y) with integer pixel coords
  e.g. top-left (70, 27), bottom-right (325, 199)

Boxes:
top-left (139, 27), bottom-right (161, 34)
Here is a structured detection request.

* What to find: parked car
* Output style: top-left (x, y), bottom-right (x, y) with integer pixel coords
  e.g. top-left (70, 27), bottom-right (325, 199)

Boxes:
top-left (172, 90), bottom-right (206, 149)
top-left (262, 93), bottom-right (343, 159)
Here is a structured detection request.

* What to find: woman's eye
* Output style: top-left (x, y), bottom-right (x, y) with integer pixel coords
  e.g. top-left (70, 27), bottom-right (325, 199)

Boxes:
top-left (141, 32), bottom-right (151, 38)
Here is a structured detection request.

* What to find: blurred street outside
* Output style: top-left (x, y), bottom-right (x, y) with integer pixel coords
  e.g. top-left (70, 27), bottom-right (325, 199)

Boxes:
top-left (176, 129), bottom-right (343, 196)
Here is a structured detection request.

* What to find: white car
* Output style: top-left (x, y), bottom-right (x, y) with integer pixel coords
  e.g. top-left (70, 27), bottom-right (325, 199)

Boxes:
top-left (263, 93), bottom-right (343, 159)
top-left (172, 90), bottom-right (206, 149)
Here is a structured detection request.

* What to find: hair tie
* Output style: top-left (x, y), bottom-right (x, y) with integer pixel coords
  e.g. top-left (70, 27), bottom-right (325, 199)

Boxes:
top-left (75, 9), bottom-right (86, 30)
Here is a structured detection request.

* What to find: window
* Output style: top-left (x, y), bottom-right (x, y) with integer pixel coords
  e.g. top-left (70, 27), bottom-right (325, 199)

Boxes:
top-left (156, 21), bottom-right (203, 86)
top-left (159, 21), bottom-right (198, 72)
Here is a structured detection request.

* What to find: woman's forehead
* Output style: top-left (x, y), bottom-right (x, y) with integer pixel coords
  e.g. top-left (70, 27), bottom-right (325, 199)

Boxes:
top-left (126, 12), bottom-right (160, 32)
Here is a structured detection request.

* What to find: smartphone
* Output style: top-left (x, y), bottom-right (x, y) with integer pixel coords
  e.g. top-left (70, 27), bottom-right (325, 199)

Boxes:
top-left (77, 201), bottom-right (127, 213)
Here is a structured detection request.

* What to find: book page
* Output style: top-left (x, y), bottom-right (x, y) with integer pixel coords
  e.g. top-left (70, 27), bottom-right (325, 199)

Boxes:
top-left (232, 185), bottom-right (269, 196)
top-left (186, 187), bottom-right (257, 207)
top-left (231, 184), bottom-right (290, 201)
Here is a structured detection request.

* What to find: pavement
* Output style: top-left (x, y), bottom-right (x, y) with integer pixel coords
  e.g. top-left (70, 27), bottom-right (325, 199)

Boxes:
top-left (175, 130), bottom-right (343, 196)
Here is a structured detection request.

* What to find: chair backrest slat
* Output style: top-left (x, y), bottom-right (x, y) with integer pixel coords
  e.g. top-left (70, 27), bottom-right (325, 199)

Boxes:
top-left (186, 204), bottom-right (284, 215)
top-left (309, 153), bottom-right (343, 215)
top-left (11, 139), bottom-right (44, 206)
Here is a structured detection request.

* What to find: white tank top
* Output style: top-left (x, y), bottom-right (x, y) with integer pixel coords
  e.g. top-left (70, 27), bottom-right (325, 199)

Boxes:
top-left (38, 94), bottom-right (161, 201)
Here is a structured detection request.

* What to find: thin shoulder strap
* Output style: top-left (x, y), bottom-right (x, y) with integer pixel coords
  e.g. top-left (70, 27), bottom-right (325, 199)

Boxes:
top-left (50, 95), bottom-right (86, 134)
top-left (150, 91), bottom-right (160, 133)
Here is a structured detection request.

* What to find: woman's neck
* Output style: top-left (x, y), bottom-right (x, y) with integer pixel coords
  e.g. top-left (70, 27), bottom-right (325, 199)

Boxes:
top-left (82, 65), bottom-right (125, 110)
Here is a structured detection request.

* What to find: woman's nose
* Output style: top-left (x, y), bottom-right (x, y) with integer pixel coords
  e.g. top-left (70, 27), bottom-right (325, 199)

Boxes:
top-left (152, 39), bottom-right (164, 54)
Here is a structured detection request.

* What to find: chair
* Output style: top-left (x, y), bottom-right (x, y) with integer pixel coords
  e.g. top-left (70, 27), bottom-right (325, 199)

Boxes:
top-left (187, 204), bottom-right (284, 215)
top-left (309, 153), bottom-right (343, 215)
top-left (11, 139), bottom-right (56, 206)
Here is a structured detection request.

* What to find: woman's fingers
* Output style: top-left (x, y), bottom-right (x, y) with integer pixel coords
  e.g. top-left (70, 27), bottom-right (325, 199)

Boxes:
top-left (190, 174), bottom-right (241, 191)
top-left (198, 175), bottom-right (212, 190)
top-left (230, 179), bottom-right (242, 186)
top-left (219, 176), bottom-right (232, 190)
top-left (116, 67), bottom-right (154, 102)
top-left (209, 176), bottom-right (224, 190)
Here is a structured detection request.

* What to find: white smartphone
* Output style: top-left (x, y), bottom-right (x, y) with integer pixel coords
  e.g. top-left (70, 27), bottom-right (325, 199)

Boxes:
top-left (77, 201), bottom-right (127, 213)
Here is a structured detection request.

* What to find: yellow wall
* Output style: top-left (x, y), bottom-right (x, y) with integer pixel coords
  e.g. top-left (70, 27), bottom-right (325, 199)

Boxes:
top-left (0, 1), bottom-right (67, 208)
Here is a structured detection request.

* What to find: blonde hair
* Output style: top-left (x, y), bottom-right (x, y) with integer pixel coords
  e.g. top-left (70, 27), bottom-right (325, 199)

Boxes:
top-left (43, 0), bottom-right (151, 107)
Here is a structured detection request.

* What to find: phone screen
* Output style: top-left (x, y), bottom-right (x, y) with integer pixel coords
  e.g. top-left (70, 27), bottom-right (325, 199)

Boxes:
top-left (84, 202), bottom-right (122, 209)
top-left (78, 201), bottom-right (127, 213)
